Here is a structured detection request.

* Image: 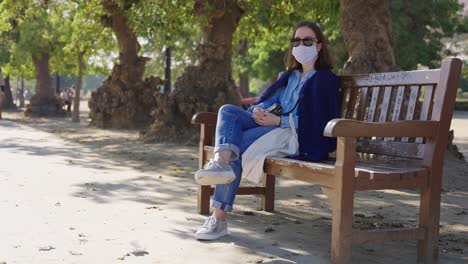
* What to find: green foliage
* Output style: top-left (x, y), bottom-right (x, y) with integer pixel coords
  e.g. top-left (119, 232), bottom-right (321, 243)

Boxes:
top-left (53, 0), bottom-right (115, 76)
top-left (1, 0), bottom-right (465, 94)
top-left (102, 0), bottom-right (200, 81)
top-left (0, 0), bottom-right (117, 82)
top-left (390, 0), bottom-right (468, 70)
top-left (233, 0), bottom-right (340, 81)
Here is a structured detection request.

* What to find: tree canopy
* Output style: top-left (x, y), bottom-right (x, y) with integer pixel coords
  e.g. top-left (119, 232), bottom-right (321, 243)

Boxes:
top-left (0, 0), bottom-right (465, 100)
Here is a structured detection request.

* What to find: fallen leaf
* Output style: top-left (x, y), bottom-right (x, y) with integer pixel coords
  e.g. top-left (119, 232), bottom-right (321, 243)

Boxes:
top-left (39, 246), bottom-right (55, 251)
top-left (69, 250), bottom-right (82, 256)
top-left (131, 250), bottom-right (149, 256)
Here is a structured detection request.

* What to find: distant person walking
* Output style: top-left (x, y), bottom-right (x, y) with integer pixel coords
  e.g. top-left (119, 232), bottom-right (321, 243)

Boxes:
top-left (60, 88), bottom-right (72, 112)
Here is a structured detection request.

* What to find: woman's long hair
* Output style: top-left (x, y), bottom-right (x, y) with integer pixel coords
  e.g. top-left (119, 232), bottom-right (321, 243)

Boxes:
top-left (285, 21), bottom-right (333, 72)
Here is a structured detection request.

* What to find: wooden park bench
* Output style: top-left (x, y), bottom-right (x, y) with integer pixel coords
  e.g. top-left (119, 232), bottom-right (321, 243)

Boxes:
top-left (191, 58), bottom-right (462, 263)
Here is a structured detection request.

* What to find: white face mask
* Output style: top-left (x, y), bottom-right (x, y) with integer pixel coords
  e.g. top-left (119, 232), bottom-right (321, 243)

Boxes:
top-left (292, 45), bottom-right (318, 66)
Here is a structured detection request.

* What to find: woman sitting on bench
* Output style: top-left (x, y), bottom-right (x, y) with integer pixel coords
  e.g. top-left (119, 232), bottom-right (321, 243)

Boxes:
top-left (194, 21), bottom-right (341, 240)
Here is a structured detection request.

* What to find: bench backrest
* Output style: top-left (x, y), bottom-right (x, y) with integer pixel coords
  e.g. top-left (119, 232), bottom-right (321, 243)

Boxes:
top-left (338, 58), bottom-right (462, 160)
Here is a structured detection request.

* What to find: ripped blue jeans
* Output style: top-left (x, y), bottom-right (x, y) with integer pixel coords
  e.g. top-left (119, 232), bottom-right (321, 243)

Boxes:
top-left (212, 104), bottom-right (276, 212)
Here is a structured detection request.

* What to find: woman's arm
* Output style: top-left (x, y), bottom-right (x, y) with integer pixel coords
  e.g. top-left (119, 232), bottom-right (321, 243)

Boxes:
top-left (251, 109), bottom-right (281, 126)
top-left (247, 89), bottom-right (281, 113)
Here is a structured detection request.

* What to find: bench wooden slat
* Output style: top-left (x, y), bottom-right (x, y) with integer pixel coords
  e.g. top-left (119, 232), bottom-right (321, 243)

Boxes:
top-left (264, 157), bottom-right (335, 188)
top-left (379, 86), bottom-right (393, 123)
top-left (352, 227), bottom-right (425, 244)
top-left (402, 85), bottom-right (421, 142)
top-left (341, 88), bottom-right (350, 118)
top-left (377, 86), bottom-right (393, 140)
top-left (416, 85), bottom-right (435, 143)
top-left (356, 87), bottom-right (369, 121)
top-left (357, 139), bottom-right (424, 159)
top-left (340, 69), bottom-right (440, 87)
top-left (345, 88), bottom-right (358, 118)
top-left (355, 169), bottom-right (428, 190)
top-left (367, 87), bottom-right (381, 122)
top-left (420, 85), bottom-right (435, 121)
top-left (388, 86), bottom-right (406, 141)
top-left (391, 85), bottom-right (406, 122)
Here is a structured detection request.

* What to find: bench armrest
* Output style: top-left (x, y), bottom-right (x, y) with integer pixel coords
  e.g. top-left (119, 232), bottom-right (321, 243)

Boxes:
top-left (323, 119), bottom-right (439, 138)
top-left (192, 112), bottom-right (217, 125)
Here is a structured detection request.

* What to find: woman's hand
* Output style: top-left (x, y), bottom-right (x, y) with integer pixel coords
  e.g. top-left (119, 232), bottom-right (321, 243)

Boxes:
top-left (252, 107), bottom-right (281, 126)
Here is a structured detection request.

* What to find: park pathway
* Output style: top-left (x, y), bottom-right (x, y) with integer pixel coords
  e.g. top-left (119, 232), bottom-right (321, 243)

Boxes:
top-left (0, 118), bottom-right (466, 264)
top-left (451, 111), bottom-right (468, 159)
top-left (0, 120), bottom-right (326, 264)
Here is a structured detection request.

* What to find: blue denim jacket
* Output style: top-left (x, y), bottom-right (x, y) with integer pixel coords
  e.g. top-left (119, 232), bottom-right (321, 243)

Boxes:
top-left (248, 70), bottom-right (316, 128)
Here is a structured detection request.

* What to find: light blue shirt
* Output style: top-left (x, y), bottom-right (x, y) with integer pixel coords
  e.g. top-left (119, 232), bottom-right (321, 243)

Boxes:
top-left (249, 69), bottom-right (317, 128)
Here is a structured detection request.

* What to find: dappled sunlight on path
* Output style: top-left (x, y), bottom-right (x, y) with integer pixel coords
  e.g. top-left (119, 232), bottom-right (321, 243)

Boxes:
top-left (0, 118), bottom-right (467, 263)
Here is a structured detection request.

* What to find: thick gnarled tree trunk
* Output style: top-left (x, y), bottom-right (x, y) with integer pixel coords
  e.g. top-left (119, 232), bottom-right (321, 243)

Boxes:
top-left (89, 0), bottom-right (158, 129)
top-left (340, 0), bottom-right (399, 74)
top-left (141, 0), bottom-right (243, 142)
top-left (25, 52), bottom-right (65, 117)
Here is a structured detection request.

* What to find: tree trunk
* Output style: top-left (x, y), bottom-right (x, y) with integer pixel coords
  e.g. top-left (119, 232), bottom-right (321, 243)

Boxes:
top-left (141, 0), bottom-right (244, 142)
top-left (3, 75), bottom-right (16, 109)
top-left (340, 0), bottom-right (398, 74)
top-left (72, 50), bottom-right (85, 123)
top-left (239, 73), bottom-right (249, 98)
top-left (25, 52), bottom-right (65, 117)
top-left (88, 0), bottom-right (156, 128)
top-left (238, 39), bottom-right (249, 98)
top-left (19, 77), bottom-right (25, 108)
top-left (164, 46), bottom-right (171, 93)
top-left (55, 72), bottom-right (60, 95)
top-left (33, 52), bottom-right (53, 98)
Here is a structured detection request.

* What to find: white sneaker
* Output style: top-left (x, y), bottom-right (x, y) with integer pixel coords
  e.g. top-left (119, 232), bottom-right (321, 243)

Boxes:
top-left (195, 216), bottom-right (228, 240)
top-left (194, 159), bottom-right (236, 185)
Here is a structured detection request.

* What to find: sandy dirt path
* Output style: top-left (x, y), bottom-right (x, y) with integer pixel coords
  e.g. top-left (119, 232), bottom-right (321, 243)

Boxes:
top-left (451, 111), bottom-right (468, 158)
top-left (0, 107), bottom-right (467, 263)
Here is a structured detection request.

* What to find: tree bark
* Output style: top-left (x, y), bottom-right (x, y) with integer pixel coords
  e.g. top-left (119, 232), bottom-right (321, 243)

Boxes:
top-left (164, 46), bottom-right (171, 93)
top-left (100, 0), bottom-right (146, 83)
top-left (72, 50), bottom-right (85, 123)
top-left (19, 77), bottom-right (25, 108)
top-left (3, 75), bottom-right (16, 109)
top-left (238, 39), bottom-right (249, 97)
top-left (32, 52), bottom-right (53, 98)
top-left (340, 0), bottom-right (399, 74)
top-left (55, 72), bottom-right (60, 95)
top-left (141, 0), bottom-right (244, 142)
top-left (25, 52), bottom-right (65, 117)
top-left (89, 0), bottom-right (155, 128)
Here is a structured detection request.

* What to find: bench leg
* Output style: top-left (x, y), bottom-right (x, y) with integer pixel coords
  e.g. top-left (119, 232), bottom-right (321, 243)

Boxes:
top-left (417, 185), bottom-right (442, 263)
top-left (261, 174), bottom-right (275, 212)
top-left (330, 187), bottom-right (354, 264)
top-left (197, 185), bottom-right (211, 214)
